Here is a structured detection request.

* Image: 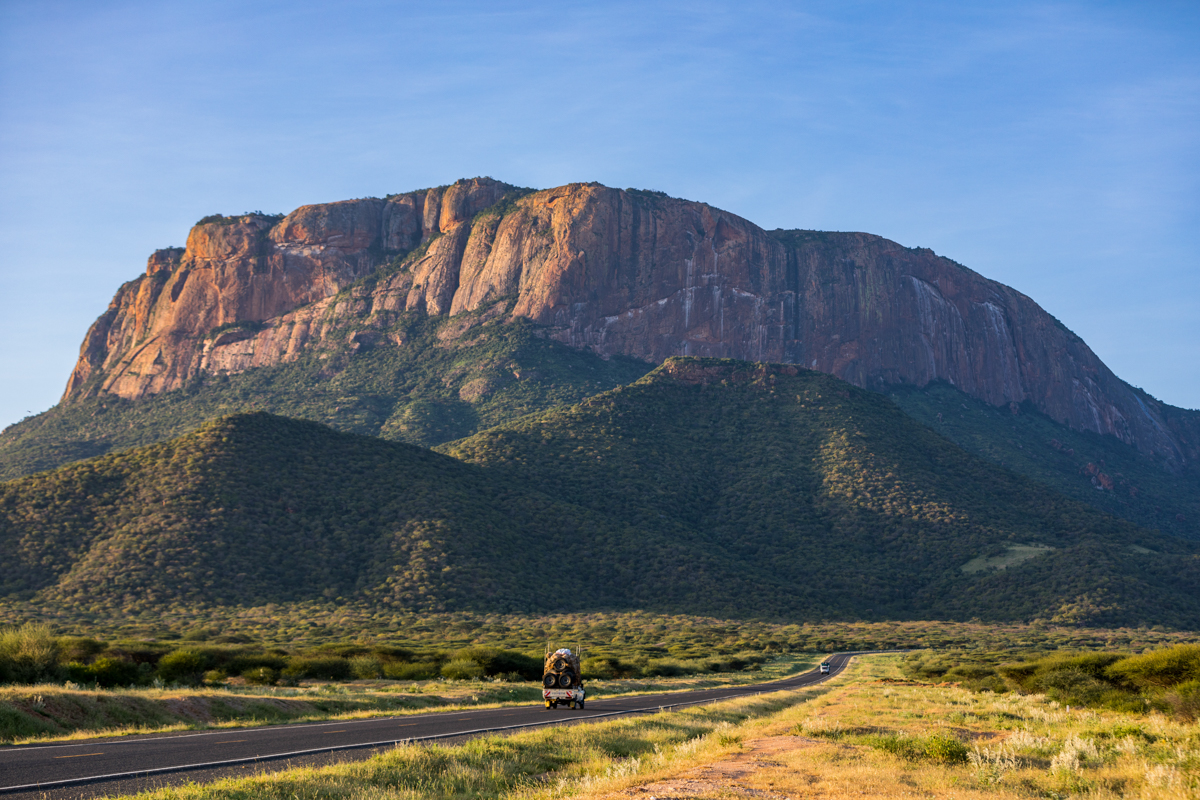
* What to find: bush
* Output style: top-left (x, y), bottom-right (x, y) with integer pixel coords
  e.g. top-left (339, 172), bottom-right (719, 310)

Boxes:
top-left (384, 661), bottom-right (441, 680)
top-left (998, 653), bottom-right (1124, 704)
top-left (441, 658), bottom-right (485, 680)
top-left (157, 649), bottom-right (209, 685)
top-left (864, 732), bottom-right (968, 764)
top-left (224, 653), bottom-right (287, 675)
top-left (242, 667), bottom-right (278, 685)
top-left (1159, 679), bottom-right (1200, 722)
top-left (1107, 645), bottom-right (1200, 689)
top-left (923, 732), bottom-right (970, 764)
top-left (451, 648), bottom-right (540, 680)
top-left (582, 656), bottom-right (640, 679)
top-left (59, 637), bottom-right (106, 663)
top-left (0, 623), bottom-right (61, 684)
top-left (282, 657), bottom-right (352, 681)
top-left (644, 658), bottom-right (694, 677)
top-left (69, 657), bottom-right (143, 688)
top-left (350, 656), bottom-right (384, 679)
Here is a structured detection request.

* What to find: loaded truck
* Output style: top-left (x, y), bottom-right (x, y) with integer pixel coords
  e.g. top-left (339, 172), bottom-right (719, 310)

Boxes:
top-left (542, 647), bottom-right (585, 709)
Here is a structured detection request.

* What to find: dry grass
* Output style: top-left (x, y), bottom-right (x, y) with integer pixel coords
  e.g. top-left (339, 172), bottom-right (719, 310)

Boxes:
top-left (0, 656), bottom-right (817, 744)
top-left (100, 655), bottom-right (1199, 799)
top-left (108, 674), bottom-right (841, 800)
top-left (569, 656), bottom-right (1200, 800)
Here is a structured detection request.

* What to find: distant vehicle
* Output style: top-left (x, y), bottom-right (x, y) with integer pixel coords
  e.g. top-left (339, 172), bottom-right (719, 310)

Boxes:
top-left (820, 662), bottom-right (831, 674)
top-left (542, 647), bottom-right (586, 709)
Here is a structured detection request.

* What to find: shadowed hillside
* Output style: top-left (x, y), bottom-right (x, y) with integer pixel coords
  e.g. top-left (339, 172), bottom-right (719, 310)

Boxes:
top-left (3, 360), bottom-right (1200, 627)
top-left (443, 358), bottom-right (1200, 626)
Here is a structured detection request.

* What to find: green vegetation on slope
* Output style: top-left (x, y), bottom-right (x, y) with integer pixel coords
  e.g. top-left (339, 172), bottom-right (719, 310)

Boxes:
top-left (889, 381), bottom-right (1200, 541)
top-left (442, 358), bottom-right (1200, 626)
top-left (0, 310), bottom-right (652, 481)
top-left (0, 413), bottom-right (637, 615)
top-left (4, 358), bottom-right (1200, 628)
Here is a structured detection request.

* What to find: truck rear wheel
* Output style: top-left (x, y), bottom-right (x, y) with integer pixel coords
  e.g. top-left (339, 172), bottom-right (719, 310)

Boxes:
top-left (578, 700), bottom-right (585, 709)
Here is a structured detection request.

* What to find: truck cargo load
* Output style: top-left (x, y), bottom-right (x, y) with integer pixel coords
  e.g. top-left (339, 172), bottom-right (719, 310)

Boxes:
top-left (542, 647), bottom-right (585, 709)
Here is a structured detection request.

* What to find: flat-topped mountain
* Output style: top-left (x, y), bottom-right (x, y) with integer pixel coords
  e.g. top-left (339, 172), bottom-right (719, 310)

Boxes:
top-left (61, 178), bottom-right (1197, 471)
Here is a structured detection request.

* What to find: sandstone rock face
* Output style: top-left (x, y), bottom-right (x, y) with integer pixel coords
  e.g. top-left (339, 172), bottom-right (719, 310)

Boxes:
top-left (64, 180), bottom-right (1198, 470)
top-left (63, 178), bottom-right (513, 401)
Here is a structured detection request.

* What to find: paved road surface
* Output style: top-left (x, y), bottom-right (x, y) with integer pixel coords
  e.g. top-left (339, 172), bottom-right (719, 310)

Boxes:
top-left (1, 652), bottom-right (861, 796)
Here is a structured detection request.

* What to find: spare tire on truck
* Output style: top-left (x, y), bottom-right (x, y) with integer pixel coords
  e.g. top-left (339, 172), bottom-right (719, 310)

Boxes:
top-left (543, 647), bottom-right (585, 711)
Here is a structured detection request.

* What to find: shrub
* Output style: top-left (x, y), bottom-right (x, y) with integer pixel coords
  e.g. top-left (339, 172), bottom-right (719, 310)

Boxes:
top-left (999, 652), bottom-right (1125, 705)
top-left (1107, 644), bottom-right (1200, 689)
top-left (644, 658), bottom-right (692, 677)
top-left (282, 657), bottom-right (352, 681)
top-left (1159, 679), bottom-right (1200, 722)
top-left (242, 667), bottom-right (278, 685)
top-left (59, 637), bottom-right (106, 663)
top-left (224, 653), bottom-right (287, 675)
top-left (451, 648), bottom-right (539, 680)
top-left (157, 649), bottom-right (209, 685)
top-left (441, 658), bottom-right (485, 680)
top-left (81, 657), bottom-right (143, 687)
top-left (384, 661), bottom-right (441, 680)
top-left (863, 732), bottom-right (968, 764)
top-left (350, 656), bottom-right (384, 679)
top-left (0, 623), bottom-right (62, 684)
top-left (582, 656), bottom-right (640, 679)
top-left (923, 732), bottom-right (970, 764)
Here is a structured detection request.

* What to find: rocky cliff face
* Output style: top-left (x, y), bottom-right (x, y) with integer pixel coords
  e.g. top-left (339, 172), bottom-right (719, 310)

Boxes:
top-left (64, 180), bottom-right (1197, 470)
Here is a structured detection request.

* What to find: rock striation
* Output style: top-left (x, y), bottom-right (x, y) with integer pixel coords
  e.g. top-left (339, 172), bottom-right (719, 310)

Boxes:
top-left (63, 180), bottom-right (1197, 470)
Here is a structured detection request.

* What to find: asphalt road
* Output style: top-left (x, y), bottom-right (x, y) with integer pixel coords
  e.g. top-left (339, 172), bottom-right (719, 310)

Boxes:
top-left (1, 652), bottom-right (860, 796)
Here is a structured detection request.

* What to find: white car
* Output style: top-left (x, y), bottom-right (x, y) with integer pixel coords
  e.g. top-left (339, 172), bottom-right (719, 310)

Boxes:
top-left (819, 662), bottom-right (831, 674)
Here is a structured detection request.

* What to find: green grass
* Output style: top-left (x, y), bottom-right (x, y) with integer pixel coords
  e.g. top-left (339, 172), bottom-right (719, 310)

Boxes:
top-left (960, 544), bottom-right (1055, 574)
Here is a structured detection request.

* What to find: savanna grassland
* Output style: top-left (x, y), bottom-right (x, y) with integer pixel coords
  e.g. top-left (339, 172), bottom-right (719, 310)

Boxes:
top-left (88, 652), bottom-right (1200, 800)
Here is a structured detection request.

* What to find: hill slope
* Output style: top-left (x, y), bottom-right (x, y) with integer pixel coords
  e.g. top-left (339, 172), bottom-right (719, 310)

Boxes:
top-left (7, 359), bottom-right (1193, 626)
top-left (442, 358), bottom-right (1200, 626)
top-left (890, 382), bottom-right (1200, 541)
top-left (0, 413), bottom-right (638, 615)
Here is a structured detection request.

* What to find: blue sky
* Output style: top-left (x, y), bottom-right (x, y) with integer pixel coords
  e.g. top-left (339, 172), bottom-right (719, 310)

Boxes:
top-left (1, 0), bottom-right (1197, 429)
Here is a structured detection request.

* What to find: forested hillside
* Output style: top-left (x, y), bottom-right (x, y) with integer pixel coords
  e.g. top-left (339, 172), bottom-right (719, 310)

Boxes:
top-left (889, 382), bottom-right (1200, 541)
top-left (443, 358), bottom-right (1200, 626)
top-left (5, 358), bottom-right (1194, 627)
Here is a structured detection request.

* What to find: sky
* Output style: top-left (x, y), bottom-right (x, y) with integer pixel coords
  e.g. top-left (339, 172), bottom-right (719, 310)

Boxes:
top-left (1, 0), bottom-right (1197, 430)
